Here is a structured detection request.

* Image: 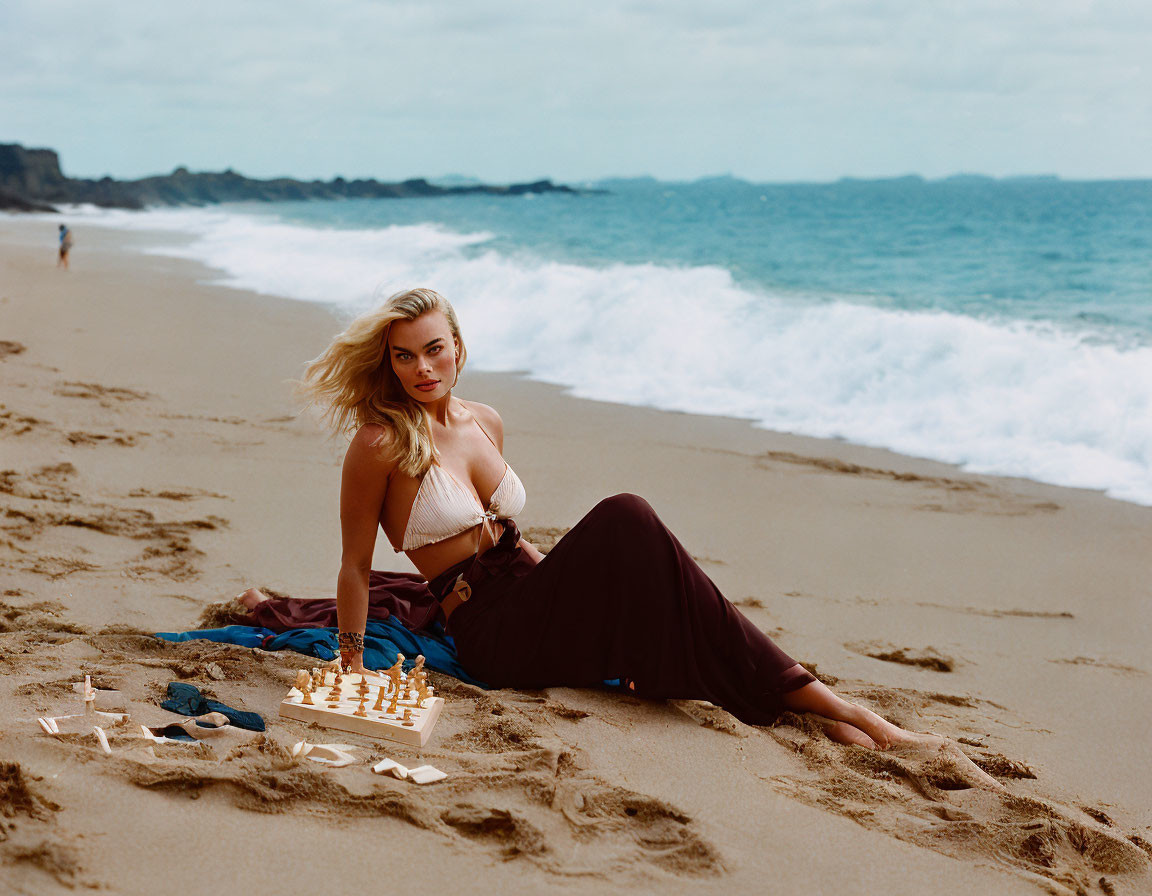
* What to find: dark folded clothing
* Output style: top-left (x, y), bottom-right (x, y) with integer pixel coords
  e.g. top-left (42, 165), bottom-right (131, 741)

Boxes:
top-left (160, 682), bottom-right (266, 731)
top-left (242, 571), bottom-right (441, 632)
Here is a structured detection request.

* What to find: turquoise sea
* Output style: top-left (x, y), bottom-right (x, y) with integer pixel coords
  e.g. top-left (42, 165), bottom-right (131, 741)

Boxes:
top-left (68, 176), bottom-right (1152, 504)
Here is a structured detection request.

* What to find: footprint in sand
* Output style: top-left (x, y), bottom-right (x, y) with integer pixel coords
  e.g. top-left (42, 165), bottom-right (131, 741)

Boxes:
top-left (755, 451), bottom-right (1062, 516)
top-left (765, 712), bottom-right (1151, 893)
top-left (848, 641), bottom-right (956, 672)
top-left (0, 406), bottom-right (47, 437)
top-left (1, 462), bottom-right (228, 584)
top-left (65, 430), bottom-right (142, 447)
top-left (1050, 657), bottom-right (1146, 676)
top-left (0, 463), bottom-right (81, 503)
top-left (916, 601), bottom-right (1075, 620)
top-left (0, 599), bottom-right (88, 636)
top-left (53, 381), bottom-right (149, 404)
top-left (128, 487), bottom-right (229, 502)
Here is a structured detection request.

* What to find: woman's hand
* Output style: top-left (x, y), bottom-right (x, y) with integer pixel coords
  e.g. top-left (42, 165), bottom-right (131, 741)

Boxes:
top-left (518, 538), bottom-right (546, 565)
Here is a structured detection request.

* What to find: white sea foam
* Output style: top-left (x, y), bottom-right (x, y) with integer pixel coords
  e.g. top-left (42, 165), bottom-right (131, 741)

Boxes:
top-left (79, 207), bottom-right (1152, 505)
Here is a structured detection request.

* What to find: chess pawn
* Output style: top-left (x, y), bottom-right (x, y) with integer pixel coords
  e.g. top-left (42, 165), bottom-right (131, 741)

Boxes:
top-left (401, 708), bottom-right (413, 726)
top-left (417, 684), bottom-right (429, 705)
top-left (354, 695), bottom-right (368, 717)
top-left (302, 679), bottom-right (315, 706)
top-left (387, 691), bottom-right (399, 714)
top-left (372, 686), bottom-right (387, 712)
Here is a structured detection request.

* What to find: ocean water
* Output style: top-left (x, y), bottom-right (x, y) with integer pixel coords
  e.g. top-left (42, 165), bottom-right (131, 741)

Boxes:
top-left (61, 177), bottom-right (1152, 504)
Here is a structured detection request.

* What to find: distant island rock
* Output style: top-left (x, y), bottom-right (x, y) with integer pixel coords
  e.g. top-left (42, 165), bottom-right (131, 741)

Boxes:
top-left (0, 143), bottom-right (589, 212)
top-left (836, 174), bottom-right (927, 185)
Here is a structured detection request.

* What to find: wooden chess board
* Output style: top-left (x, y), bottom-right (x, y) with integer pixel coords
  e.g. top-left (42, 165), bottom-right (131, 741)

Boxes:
top-left (279, 667), bottom-right (443, 747)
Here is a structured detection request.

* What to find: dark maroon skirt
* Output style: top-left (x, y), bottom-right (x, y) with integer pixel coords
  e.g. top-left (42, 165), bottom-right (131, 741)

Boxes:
top-left (429, 493), bottom-right (815, 726)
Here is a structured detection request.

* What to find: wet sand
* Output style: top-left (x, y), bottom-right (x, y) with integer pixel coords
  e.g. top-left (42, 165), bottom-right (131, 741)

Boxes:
top-left (2, 216), bottom-right (1150, 895)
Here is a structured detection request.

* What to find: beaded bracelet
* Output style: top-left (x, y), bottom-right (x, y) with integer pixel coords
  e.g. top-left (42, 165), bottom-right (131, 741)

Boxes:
top-left (337, 631), bottom-right (365, 653)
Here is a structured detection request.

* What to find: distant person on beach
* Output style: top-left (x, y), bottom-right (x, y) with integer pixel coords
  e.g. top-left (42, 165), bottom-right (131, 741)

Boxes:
top-left (57, 224), bottom-right (73, 269)
top-left (260, 286), bottom-right (999, 779)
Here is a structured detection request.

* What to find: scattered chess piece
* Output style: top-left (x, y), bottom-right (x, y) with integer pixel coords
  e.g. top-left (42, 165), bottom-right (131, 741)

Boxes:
top-left (83, 675), bottom-right (96, 718)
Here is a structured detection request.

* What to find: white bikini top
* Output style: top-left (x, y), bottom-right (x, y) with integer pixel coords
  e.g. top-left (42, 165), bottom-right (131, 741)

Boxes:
top-left (398, 414), bottom-right (526, 552)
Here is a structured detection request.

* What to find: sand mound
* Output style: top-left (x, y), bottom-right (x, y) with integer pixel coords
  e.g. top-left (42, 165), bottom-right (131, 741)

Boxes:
top-left (765, 704), bottom-right (1151, 894)
top-left (0, 761), bottom-right (91, 888)
top-left (849, 642), bottom-right (956, 672)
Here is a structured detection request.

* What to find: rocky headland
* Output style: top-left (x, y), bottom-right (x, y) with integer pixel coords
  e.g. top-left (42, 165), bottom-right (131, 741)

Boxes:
top-left (0, 143), bottom-right (586, 211)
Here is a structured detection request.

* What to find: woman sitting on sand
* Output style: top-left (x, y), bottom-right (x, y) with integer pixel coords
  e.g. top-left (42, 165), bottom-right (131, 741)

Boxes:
top-left (295, 287), bottom-right (984, 760)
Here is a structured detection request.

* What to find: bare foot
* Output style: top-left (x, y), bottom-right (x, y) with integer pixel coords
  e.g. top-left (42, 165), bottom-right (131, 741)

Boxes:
top-left (238, 587), bottom-right (268, 611)
top-left (889, 737), bottom-right (1005, 790)
top-left (823, 721), bottom-right (880, 749)
top-left (842, 702), bottom-right (916, 749)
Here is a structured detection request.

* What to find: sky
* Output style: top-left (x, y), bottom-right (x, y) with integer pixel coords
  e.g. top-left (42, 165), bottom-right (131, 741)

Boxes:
top-left (2, 0), bottom-right (1150, 184)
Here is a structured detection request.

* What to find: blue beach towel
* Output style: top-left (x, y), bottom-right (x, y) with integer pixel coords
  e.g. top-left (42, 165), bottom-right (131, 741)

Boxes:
top-left (154, 616), bottom-right (488, 687)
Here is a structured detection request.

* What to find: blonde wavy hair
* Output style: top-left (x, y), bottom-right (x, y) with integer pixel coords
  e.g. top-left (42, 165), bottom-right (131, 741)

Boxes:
top-left (300, 287), bottom-right (467, 476)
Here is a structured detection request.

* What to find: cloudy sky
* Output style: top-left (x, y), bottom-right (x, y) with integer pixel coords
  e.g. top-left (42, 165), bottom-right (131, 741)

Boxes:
top-left (2, 0), bottom-right (1149, 183)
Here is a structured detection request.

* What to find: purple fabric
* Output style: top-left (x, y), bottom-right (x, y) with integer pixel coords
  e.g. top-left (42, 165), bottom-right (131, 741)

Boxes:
top-left (243, 570), bottom-right (441, 632)
top-left (435, 493), bottom-right (816, 727)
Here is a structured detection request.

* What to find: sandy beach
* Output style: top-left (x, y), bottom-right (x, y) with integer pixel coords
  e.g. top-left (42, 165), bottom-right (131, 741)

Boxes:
top-left (2, 216), bottom-right (1151, 895)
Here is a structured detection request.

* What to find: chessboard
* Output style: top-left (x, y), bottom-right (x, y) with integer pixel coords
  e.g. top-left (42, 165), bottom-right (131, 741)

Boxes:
top-left (278, 655), bottom-right (443, 747)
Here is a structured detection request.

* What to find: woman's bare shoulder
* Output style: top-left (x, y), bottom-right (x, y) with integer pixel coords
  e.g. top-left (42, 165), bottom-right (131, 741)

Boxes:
top-left (459, 399), bottom-right (504, 444)
top-left (346, 423), bottom-right (398, 469)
